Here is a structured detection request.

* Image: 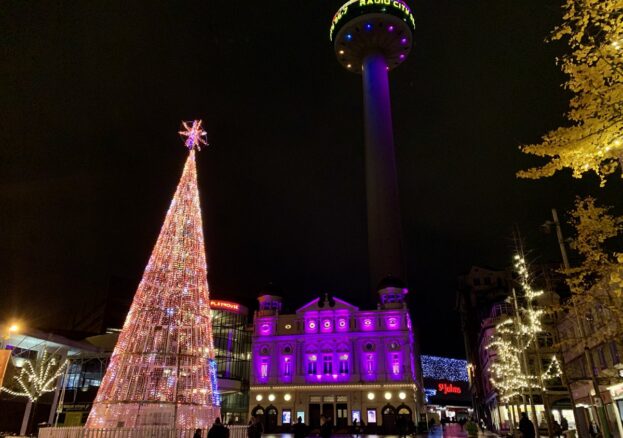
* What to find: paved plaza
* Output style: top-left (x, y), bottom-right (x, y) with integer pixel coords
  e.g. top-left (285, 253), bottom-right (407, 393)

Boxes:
top-left (262, 424), bottom-right (501, 438)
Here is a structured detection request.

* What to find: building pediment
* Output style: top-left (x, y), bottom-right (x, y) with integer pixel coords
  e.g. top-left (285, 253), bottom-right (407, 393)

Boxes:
top-left (296, 295), bottom-right (359, 315)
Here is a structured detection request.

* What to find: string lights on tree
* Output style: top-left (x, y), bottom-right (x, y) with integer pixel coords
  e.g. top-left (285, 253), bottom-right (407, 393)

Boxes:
top-left (486, 254), bottom-right (563, 404)
top-left (85, 120), bottom-right (220, 430)
top-left (0, 350), bottom-right (68, 402)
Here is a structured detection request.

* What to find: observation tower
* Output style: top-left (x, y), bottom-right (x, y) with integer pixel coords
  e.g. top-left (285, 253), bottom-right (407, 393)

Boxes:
top-left (330, 0), bottom-right (415, 291)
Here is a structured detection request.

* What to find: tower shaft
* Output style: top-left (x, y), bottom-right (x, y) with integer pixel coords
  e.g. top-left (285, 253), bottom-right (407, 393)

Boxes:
top-left (362, 52), bottom-right (405, 287)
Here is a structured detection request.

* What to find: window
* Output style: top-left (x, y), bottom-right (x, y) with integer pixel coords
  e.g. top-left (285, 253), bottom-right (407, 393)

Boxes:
top-left (366, 354), bottom-right (374, 374)
top-left (391, 353), bottom-right (400, 375)
top-left (323, 355), bottom-right (333, 374)
top-left (598, 347), bottom-right (608, 369)
top-left (260, 358), bottom-right (269, 378)
top-left (538, 332), bottom-right (554, 348)
top-left (473, 278), bottom-right (481, 286)
top-left (307, 356), bottom-right (317, 375)
top-left (339, 354), bottom-right (349, 374)
top-left (610, 342), bottom-right (620, 364)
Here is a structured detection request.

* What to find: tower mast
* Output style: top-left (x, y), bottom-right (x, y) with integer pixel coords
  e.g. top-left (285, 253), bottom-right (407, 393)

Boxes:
top-left (330, 1), bottom-right (415, 292)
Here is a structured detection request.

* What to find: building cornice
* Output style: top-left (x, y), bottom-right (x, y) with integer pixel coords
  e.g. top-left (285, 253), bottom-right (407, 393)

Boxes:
top-left (250, 383), bottom-right (417, 391)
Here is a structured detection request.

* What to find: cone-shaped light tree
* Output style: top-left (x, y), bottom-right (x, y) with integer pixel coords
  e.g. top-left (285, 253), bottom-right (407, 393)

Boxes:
top-left (86, 120), bottom-right (220, 429)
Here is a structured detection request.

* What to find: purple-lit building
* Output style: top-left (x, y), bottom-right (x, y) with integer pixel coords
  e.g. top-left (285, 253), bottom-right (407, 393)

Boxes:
top-left (249, 281), bottom-right (423, 433)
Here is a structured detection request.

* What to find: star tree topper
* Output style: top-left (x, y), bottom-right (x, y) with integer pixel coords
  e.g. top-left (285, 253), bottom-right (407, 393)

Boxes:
top-left (179, 120), bottom-right (208, 151)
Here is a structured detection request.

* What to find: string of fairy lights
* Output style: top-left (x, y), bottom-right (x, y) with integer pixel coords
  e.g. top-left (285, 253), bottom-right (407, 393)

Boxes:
top-left (0, 350), bottom-right (69, 402)
top-left (86, 121), bottom-right (220, 429)
top-left (486, 254), bottom-right (563, 403)
top-left (420, 355), bottom-right (469, 382)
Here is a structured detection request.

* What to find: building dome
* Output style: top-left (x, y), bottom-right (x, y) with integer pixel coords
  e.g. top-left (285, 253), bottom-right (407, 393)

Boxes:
top-left (377, 275), bottom-right (406, 291)
top-left (260, 282), bottom-right (283, 296)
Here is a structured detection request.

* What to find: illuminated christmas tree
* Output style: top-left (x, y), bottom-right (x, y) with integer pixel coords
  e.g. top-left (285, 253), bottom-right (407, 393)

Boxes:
top-left (86, 120), bottom-right (220, 429)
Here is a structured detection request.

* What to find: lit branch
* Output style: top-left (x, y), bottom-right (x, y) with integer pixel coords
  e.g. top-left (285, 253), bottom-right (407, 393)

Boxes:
top-left (0, 350), bottom-right (68, 402)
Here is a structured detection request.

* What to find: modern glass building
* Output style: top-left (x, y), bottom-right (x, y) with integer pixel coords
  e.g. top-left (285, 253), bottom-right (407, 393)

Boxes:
top-left (209, 300), bottom-right (252, 425)
top-left (52, 299), bottom-right (252, 427)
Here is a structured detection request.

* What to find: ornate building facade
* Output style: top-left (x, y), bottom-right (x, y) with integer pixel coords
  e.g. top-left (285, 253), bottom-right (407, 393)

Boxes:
top-left (248, 281), bottom-right (423, 433)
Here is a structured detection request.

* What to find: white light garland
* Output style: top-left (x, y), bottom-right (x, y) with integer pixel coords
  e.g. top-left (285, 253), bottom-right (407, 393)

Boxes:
top-left (486, 255), bottom-right (563, 402)
top-left (0, 350), bottom-right (69, 402)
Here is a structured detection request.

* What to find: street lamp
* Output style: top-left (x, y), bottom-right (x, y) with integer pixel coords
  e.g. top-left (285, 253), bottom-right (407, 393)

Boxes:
top-left (1, 321), bottom-right (22, 349)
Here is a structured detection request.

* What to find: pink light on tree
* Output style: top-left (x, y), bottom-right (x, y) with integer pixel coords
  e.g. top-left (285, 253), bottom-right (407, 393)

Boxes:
top-left (85, 121), bottom-right (220, 429)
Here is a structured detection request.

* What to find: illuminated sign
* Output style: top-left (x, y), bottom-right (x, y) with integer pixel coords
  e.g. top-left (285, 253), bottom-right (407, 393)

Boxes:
top-left (437, 383), bottom-right (462, 395)
top-left (209, 300), bottom-right (240, 312)
top-left (330, 0), bottom-right (416, 41)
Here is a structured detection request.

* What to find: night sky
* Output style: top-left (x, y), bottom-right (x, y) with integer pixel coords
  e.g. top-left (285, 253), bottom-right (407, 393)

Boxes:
top-left (1, 1), bottom-right (620, 358)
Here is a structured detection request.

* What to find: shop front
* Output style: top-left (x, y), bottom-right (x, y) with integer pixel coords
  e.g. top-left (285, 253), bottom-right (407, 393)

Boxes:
top-left (607, 382), bottom-right (623, 438)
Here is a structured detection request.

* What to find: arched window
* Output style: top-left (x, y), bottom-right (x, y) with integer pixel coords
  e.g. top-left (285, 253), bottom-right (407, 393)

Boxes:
top-left (252, 406), bottom-right (265, 417)
top-left (382, 405), bottom-right (396, 415)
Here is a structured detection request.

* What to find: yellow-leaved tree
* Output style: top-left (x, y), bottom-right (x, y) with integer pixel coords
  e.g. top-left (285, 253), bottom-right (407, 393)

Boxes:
top-left (518, 0), bottom-right (623, 185)
top-left (566, 197), bottom-right (623, 338)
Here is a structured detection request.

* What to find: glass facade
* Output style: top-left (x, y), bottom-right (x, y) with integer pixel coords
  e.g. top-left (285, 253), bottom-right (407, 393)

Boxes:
top-left (55, 300), bottom-right (251, 427)
top-left (210, 301), bottom-right (252, 424)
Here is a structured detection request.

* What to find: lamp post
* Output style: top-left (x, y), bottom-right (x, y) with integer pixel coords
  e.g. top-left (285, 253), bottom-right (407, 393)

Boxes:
top-left (1, 322), bottom-right (20, 348)
top-left (0, 322), bottom-right (21, 388)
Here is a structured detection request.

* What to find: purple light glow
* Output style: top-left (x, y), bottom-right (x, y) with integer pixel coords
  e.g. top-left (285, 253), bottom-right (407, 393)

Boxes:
top-left (361, 317), bottom-right (375, 331)
top-left (400, 37), bottom-right (407, 45)
top-left (259, 323), bottom-right (271, 335)
top-left (387, 317), bottom-right (399, 329)
top-left (337, 318), bottom-right (348, 331)
top-left (252, 296), bottom-right (416, 387)
top-left (321, 319), bottom-right (332, 333)
top-left (388, 25), bottom-right (394, 32)
top-left (399, 54), bottom-right (405, 60)
top-left (306, 320), bottom-right (317, 333)
top-left (260, 359), bottom-right (268, 379)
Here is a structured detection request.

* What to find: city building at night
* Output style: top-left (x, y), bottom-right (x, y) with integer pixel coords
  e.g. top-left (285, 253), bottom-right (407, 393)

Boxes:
top-left (248, 280), bottom-right (423, 433)
top-left (457, 265), bottom-right (513, 426)
top-left (209, 300), bottom-right (252, 425)
top-left (420, 355), bottom-right (472, 421)
top-left (557, 294), bottom-right (623, 437)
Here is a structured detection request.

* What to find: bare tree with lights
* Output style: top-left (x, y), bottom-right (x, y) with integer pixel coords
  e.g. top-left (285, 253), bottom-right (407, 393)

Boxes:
top-left (486, 254), bottom-right (563, 437)
top-left (0, 349), bottom-right (69, 434)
